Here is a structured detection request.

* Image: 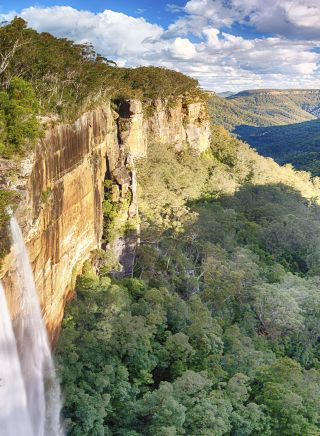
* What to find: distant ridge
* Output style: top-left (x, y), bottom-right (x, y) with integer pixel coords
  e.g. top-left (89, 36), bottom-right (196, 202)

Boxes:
top-left (208, 89), bottom-right (318, 131)
top-left (218, 91), bottom-right (235, 98)
top-left (230, 89), bottom-right (320, 98)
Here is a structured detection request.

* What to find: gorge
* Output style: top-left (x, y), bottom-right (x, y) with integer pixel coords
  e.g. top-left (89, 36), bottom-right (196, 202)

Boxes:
top-left (2, 18), bottom-right (320, 435)
top-left (1, 96), bottom-right (211, 340)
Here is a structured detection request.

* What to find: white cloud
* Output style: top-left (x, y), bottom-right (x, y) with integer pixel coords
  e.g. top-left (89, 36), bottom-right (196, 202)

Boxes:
top-left (170, 37), bottom-right (197, 59)
top-left (14, 6), bottom-right (164, 58)
top-left (182, 0), bottom-right (320, 39)
top-left (184, 0), bottom-right (236, 26)
top-left (203, 28), bottom-right (220, 47)
top-left (2, 3), bottom-right (320, 92)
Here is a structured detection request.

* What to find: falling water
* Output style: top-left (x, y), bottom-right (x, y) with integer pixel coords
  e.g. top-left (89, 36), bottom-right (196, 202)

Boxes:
top-left (10, 216), bottom-right (63, 436)
top-left (0, 281), bottom-right (34, 435)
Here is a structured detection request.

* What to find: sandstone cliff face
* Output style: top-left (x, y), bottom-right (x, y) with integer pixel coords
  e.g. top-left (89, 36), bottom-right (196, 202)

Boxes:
top-left (2, 105), bottom-right (119, 340)
top-left (118, 97), bottom-right (211, 154)
top-left (1, 97), bottom-right (211, 339)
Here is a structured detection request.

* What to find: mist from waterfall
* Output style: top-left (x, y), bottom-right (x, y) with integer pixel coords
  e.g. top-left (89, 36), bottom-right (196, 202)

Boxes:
top-left (0, 281), bottom-right (34, 435)
top-left (6, 216), bottom-right (64, 436)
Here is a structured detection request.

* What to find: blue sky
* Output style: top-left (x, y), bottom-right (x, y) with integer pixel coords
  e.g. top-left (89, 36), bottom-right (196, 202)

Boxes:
top-left (2, 0), bottom-right (186, 26)
top-left (2, 0), bottom-right (320, 91)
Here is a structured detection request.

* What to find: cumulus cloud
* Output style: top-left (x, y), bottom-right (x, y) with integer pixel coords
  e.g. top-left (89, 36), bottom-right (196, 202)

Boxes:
top-left (182, 0), bottom-right (320, 39)
top-left (170, 37), bottom-right (197, 59)
top-left (9, 6), bottom-right (164, 58)
top-left (2, 2), bottom-right (320, 92)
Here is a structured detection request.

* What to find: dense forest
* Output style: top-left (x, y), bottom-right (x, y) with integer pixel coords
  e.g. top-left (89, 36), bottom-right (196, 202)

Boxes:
top-left (209, 92), bottom-right (320, 175)
top-left (235, 120), bottom-right (320, 176)
top-left (2, 17), bottom-right (320, 436)
top-left (208, 92), bottom-right (316, 131)
top-left (57, 126), bottom-right (320, 434)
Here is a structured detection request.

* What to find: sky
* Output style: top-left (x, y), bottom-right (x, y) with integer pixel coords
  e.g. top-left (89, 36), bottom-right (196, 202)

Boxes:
top-left (1, 0), bottom-right (320, 92)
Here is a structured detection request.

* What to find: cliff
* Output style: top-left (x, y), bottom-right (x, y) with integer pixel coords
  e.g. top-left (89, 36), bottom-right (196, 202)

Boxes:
top-left (1, 96), bottom-right (211, 340)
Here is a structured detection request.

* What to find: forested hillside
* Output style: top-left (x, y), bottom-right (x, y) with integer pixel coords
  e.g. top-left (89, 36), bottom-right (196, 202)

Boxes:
top-left (209, 91), bottom-right (316, 130)
top-left (57, 125), bottom-right (320, 435)
top-left (209, 90), bottom-right (320, 174)
top-left (235, 120), bottom-right (320, 176)
top-left (232, 90), bottom-right (320, 118)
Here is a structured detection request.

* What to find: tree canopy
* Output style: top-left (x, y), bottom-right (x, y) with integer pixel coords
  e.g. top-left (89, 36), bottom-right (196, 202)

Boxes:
top-left (58, 123), bottom-right (320, 435)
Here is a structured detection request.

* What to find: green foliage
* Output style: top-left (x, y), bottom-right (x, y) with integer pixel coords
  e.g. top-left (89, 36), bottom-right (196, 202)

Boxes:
top-left (135, 127), bottom-right (320, 290)
top-left (102, 179), bottom-right (133, 244)
top-left (0, 189), bottom-right (19, 264)
top-left (41, 188), bottom-right (52, 204)
top-left (135, 142), bottom-right (212, 238)
top-left (208, 94), bottom-right (277, 131)
top-left (0, 77), bottom-right (40, 157)
top-left (58, 263), bottom-right (320, 434)
top-left (208, 92), bottom-right (315, 132)
top-left (56, 275), bottom-right (260, 435)
top-left (209, 91), bottom-right (320, 176)
top-left (58, 124), bottom-right (320, 434)
top-left (0, 19), bottom-right (203, 121)
top-left (235, 120), bottom-right (320, 176)
top-left (120, 66), bottom-right (202, 101)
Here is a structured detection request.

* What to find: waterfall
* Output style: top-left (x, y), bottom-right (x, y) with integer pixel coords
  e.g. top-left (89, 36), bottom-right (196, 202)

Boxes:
top-left (0, 281), bottom-right (34, 435)
top-left (9, 216), bottom-right (63, 436)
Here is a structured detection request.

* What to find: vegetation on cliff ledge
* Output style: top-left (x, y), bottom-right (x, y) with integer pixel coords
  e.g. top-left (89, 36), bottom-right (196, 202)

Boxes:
top-left (0, 189), bottom-right (19, 265)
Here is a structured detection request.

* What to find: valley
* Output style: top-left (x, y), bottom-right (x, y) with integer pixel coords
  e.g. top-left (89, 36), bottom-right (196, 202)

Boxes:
top-left (209, 89), bottom-right (320, 175)
top-left (1, 17), bottom-right (320, 436)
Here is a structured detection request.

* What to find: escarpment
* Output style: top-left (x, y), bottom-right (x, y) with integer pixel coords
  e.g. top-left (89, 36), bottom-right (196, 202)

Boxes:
top-left (0, 96), bottom-right (211, 339)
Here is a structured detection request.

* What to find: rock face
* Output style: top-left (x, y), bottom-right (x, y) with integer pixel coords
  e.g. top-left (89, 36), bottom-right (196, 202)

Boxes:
top-left (117, 97), bottom-right (211, 154)
top-left (1, 96), bottom-right (210, 339)
top-left (2, 105), bottom-right (118, 340)
top-left (146, 98), bottom-right (211, 153)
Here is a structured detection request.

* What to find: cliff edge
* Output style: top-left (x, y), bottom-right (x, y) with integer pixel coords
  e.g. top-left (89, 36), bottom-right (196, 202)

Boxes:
top-left (1, 96), bottom-right (211, 339)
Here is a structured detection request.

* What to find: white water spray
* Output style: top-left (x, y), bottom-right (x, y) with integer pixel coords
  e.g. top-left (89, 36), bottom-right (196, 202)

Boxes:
top-left (10, 216), bottom-right (63, 436)
top-left (0, 281), bottom-right (34, 435)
